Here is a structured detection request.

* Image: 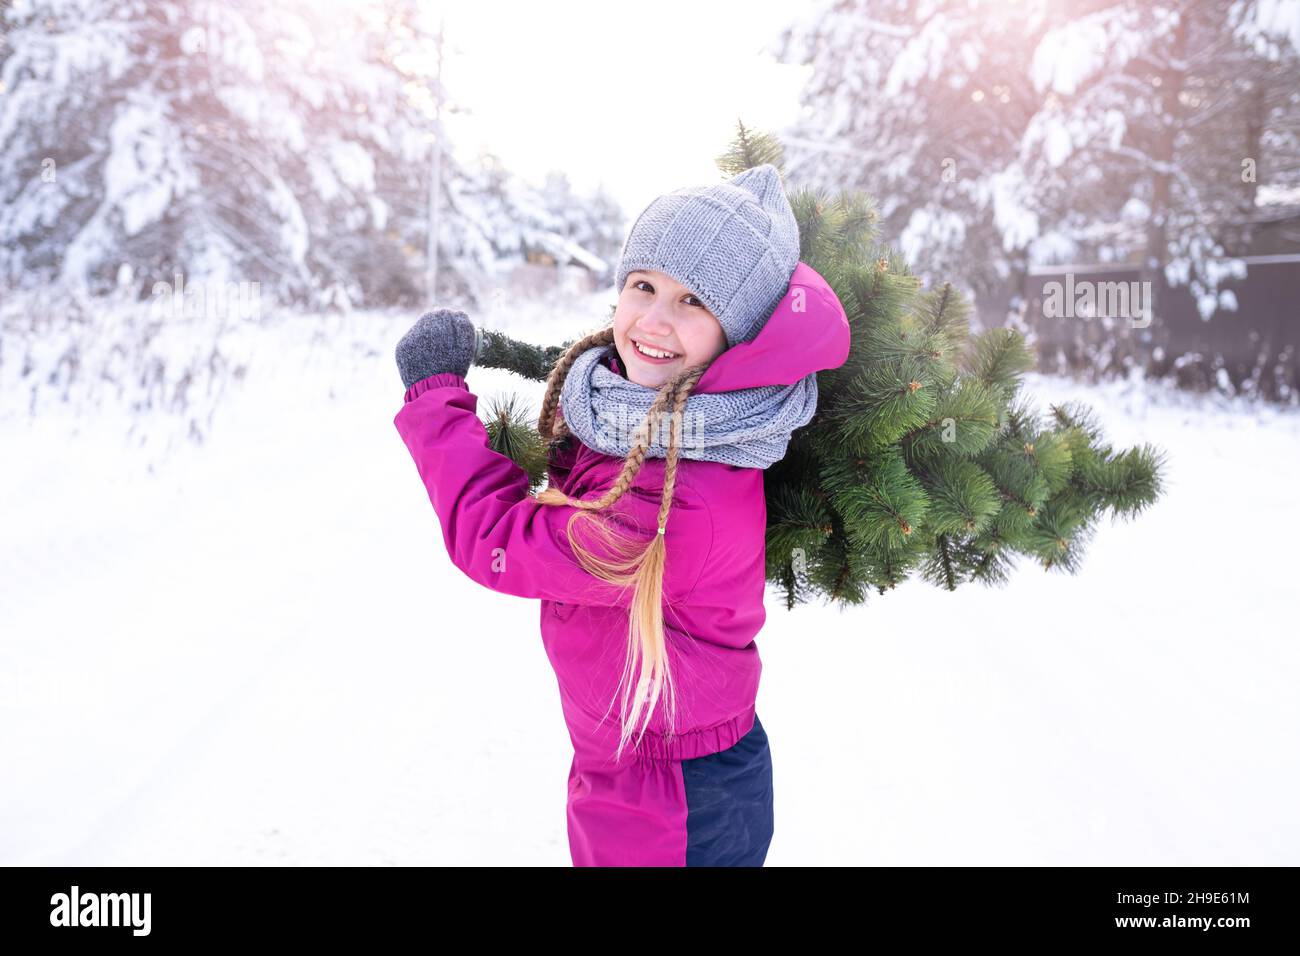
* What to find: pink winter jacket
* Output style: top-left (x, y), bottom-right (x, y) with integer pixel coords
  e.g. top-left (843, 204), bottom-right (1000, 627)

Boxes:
top-left (393, 261), bottom-right (850, 769)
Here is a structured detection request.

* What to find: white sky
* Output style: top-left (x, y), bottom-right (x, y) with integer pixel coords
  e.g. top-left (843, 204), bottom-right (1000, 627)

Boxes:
top-left (428, 0), bottom-right (814, 216)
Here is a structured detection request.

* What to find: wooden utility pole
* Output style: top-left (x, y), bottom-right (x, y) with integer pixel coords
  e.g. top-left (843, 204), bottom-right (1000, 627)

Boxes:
top-left (426, 15), bottom-right (445, 303)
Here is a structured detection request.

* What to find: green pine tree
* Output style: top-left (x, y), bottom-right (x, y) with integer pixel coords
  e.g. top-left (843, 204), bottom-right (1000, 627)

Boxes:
top-left (473, 122), bottom-right (1166, 607)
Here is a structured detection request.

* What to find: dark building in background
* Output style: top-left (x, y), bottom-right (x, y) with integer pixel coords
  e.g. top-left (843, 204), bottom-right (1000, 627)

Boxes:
top-left (1021, 204), bottom-right (1300, 403)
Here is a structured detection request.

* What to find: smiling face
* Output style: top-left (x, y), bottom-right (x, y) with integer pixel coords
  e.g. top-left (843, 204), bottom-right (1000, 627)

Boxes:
top-left (613, 269), bottom-right (728, 389)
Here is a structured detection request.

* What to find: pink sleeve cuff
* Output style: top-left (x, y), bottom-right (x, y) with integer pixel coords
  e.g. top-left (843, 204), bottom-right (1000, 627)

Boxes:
top-left (403, 372), bottom-right (468, 403)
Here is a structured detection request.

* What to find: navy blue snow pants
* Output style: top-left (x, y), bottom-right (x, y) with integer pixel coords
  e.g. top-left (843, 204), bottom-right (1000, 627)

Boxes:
top-left (681, 713), bottom-right (774, 866)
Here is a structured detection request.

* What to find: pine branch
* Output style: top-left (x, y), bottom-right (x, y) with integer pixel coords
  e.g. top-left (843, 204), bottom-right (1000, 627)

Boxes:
top-left (919, 459), bottom-right (1002, 537)
top-left (900, 379), bottom-right (1001, 463)
top-left (964, 328), bottom-right (1036, 396)
top-left (483, 391), bottom-right (549, 490)
top-left (476, 328), bottom-right (572, 381)
top-left (1076, 442), bottom-right (1167, 519)
top-left (715, 120), bottom-right (785, 177)
top-left (934, 534), bottom-right (958, 591)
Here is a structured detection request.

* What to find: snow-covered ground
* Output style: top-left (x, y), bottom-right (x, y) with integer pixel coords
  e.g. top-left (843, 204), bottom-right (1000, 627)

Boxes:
top-left (2, 297), bottom-right (1298, 866)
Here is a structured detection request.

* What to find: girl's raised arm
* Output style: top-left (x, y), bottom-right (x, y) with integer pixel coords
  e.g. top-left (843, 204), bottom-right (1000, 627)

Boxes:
top-left (393, 371), bottom-right (711, 609)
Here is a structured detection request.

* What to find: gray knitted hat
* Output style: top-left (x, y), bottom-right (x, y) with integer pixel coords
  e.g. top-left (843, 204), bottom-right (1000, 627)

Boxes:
top-left (613, 164), bottom-right (801, 348)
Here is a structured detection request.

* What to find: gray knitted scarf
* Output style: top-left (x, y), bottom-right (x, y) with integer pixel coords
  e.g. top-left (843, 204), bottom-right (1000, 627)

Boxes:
top-left (559, 345), bottom-right (819, 470)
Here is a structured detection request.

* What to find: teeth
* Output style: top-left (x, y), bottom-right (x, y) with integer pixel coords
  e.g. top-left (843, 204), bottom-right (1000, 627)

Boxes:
top-left (634, 340), bottom-right (678, 359)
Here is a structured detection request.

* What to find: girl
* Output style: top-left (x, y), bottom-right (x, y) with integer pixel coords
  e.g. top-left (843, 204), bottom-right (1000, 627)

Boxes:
top-left (393, 164), bottom-right (850, 866)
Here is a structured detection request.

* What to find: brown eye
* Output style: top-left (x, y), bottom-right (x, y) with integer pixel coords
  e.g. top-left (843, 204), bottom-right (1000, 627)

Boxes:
top-left (632, 280), bottom-right (652, 293)
top-left (685, 295), bottom-right (704, 308)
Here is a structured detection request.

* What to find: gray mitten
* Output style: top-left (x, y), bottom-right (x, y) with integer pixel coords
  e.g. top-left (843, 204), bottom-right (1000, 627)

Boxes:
top-left (395, 307), bottom-right (483, 389)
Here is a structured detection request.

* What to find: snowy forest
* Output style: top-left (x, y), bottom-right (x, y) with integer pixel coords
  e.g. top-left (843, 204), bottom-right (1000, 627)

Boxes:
top-left (772, 0), bottom-right (1300, 399)
top-left (2, 0), bottom-right (1298, 442)
top-left (3, 0), bottom-right (1299, 868)
top-left (0, 0), bottom-right (625, 308)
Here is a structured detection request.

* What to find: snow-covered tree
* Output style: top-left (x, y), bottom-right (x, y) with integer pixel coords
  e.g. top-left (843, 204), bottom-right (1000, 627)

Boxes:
top-left (431, 151), bottom-right (622, 304)
top-left (536, 170), bottom-right (625, 280)
top-left (0, 0), bottom-right (619, 310)
top-left (0, 0), bottom-right (430, 306)
top-left (771, 0), bottom-right (1056, 324)
top-left (1024, 0), bottom-right (1300, 320)
top-left (770, 0), bottom-right (1300, 326)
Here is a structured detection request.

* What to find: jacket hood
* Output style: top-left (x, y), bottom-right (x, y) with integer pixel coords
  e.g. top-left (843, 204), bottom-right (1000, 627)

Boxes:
top-left (610, 261), bottom-right (850, 393)
top-left (697, 261), bottom-right (850, 393)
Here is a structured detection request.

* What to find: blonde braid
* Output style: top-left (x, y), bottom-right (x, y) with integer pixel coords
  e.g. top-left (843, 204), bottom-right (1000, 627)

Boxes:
top-left (537, 326), bottom-right (614, 443)
top-left (657, 362), bottom-right (709, 532)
